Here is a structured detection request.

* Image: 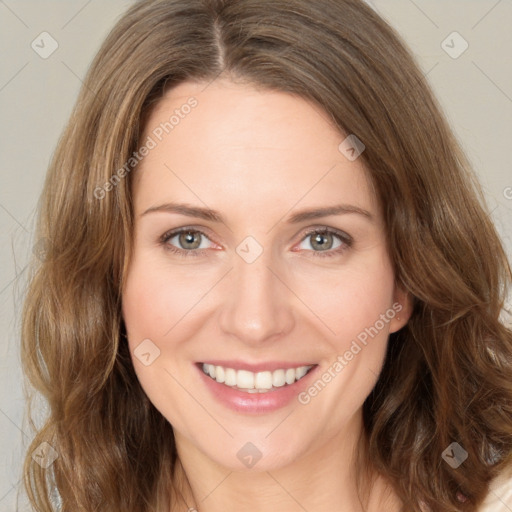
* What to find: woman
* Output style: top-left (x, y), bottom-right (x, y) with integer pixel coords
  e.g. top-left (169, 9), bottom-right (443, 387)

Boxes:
top-left (21, 0), bottom-right (512, 511)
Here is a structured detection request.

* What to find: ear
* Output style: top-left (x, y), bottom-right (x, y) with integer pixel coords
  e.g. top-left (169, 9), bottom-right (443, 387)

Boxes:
top-left (388, 281), bottom-right (413, 333)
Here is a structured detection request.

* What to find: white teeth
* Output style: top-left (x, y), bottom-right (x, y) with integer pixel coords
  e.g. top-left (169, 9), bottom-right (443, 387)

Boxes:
top-left (201, 363), bottom-right (313, 392)
top-left (285, 368), bottom-right (296, 385)
top-left (296, 366), bottom-right (308, 380)
top-left (224, 367), bottom-right (237, 386)
top-left (254, 371), bottom-right (273, 390)
top-left (237, 370), bottom-right (255, 389)
top-left (215, 365), bottom-right (225, 383)
top-left (272, 369), bottom-right (286, 387)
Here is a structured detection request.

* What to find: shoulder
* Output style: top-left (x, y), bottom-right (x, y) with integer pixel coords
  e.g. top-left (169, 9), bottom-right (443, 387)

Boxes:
top-left (478, 466), bottom-right (512, 512)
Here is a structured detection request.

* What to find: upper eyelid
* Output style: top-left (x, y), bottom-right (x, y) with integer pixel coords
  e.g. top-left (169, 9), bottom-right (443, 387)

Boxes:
top-left (161, 225), bottom-right (351, 249)
top-left (161, 226), bottom-right (220, 247)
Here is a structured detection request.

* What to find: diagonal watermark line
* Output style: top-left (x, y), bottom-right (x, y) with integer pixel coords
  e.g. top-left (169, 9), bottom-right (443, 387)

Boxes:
top-left (368, 367), bottom-right (379, 378)
top-left (163, 163), bottom-right (233, 234)
top-left (61, 60), bottom-right (89, 87)
top-left (200, 64), bottom-right (228, 94)
top-left (424, 61), bottom-right (440, 77)
top-left (0, 264), bottom-right (27, 296)
top-left (61, 60), bottom-right (125, 127)
top-left (488, 489), bottom-right (512, 511)
top-left (266, 471), bottom-right (311, 512)
top-left (475, 204), bottom-right (500, 245)
top-left (61, 0), bottom-right (93, 29)
top-left (199, 471), bottom-right (233, 503)
top-left (472, 0), bottom-right (503, 30)
top-left (265, 266), bottom-right (337, 335)
top-left (407, 0), bottom-right (439, 29)
top-left (266, 164), bottom-right (338, 235)
top-left (163, 162), bottom-right (235, 235)
top-left (380, 60), bottom-right (438, 132)
top-left (476, 180), bottom-right (509, 215)
top-left (0, 274), bottom-right (17, 296)
top-left (267, 59), bottom-right (436, 244)
top-left (0, 62), bottom-right (29, 93)
top-left (0, 407), bottom-right (29, 440)
top-left (163, 267), bottom-right (233, 337)
top-left (162, 367), bottom-right (234, 438)
top-left (0, 0), bottom-right (29, 28)
top-left (0, 480), bottom-right (17, 504)
top-left (0, 263), bottom-right (28, 296)
top-left (265, 407), bottom-right (297, 438)
top-left (472, 61), bottom-right (512, 105)
top-left (0, 203), bottom-right (28, 232)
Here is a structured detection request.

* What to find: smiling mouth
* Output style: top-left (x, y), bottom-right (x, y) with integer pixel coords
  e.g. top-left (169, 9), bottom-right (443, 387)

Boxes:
top-left (200, 363), bottom-right (316, 393)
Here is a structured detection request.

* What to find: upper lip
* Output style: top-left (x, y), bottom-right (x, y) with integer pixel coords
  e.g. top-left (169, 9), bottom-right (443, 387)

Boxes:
top-left (198, 360), bottom-right (317, 373)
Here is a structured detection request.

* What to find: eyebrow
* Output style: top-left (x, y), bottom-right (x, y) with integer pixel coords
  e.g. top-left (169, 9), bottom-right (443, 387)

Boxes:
top-left (140, 202), bottom-right (373, 223)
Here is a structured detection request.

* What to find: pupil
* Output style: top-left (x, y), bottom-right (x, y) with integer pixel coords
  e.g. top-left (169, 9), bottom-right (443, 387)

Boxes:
top-left (313, 233), bottom-right (331, 250)
top-left (181, 231), bottom-right (200, 249)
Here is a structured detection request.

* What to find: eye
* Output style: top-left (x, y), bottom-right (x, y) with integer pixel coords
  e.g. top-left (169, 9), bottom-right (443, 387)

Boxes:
top-left (295, 227), bottom-right (352, 258)
top-left (160, 228), bottom-right (215, 257)
top-left (159, 226), bottom-right (352, 259)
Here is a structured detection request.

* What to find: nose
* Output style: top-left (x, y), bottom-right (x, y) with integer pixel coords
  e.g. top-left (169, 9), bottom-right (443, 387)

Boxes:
top-left (218, 246), bottom-right (295, 346)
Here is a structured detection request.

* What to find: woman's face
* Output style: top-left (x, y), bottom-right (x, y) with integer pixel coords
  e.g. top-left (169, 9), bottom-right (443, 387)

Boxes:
top-left (122, 79), bottom-right (410, 471)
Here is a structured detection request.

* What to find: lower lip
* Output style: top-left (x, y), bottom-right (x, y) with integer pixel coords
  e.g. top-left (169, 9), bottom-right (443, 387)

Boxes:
top-left (196, 363), bottom-right (319, 414)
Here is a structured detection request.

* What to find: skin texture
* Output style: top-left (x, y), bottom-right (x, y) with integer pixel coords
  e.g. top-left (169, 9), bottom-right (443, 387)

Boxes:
top-left (121, 79), bottom-right (412, 512)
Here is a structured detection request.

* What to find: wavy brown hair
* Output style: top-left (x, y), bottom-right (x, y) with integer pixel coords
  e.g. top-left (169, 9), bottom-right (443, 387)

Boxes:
top-left (21, 0), bottom-right (512, 510)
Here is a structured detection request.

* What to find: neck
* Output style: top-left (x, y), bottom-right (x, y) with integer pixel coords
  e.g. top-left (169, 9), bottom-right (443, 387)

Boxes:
top-left (169, 412), bottom-right (401, 512)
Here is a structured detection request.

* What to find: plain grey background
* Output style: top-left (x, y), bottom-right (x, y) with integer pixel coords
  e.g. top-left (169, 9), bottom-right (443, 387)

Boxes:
top-left (1, 1), bottom-right (511, 510)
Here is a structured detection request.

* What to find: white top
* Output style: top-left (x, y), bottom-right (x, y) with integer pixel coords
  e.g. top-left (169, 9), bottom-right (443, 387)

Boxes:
top-left (479, 470), bottom-right (512, 511)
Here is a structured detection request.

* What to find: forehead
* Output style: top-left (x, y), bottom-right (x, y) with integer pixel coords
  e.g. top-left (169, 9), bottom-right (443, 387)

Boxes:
top-left (132, 79), bottom-right (378, 220)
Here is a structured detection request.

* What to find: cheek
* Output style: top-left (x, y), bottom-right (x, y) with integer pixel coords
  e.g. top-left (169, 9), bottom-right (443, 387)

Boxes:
top-left (293, 261), bottom-right (397, 420)
top-left (123, 246), bottom-right (397, 351)
top-left (121, 258), bottom-right (199, 429)
top-left (290, 256), bottom-right (397, 347)
top-left (122, 255), bottom-right (211, 340)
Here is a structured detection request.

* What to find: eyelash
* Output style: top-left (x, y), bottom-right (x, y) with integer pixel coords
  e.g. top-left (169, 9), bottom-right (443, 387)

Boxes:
top-left (159, 227), bottom-right (353, 259)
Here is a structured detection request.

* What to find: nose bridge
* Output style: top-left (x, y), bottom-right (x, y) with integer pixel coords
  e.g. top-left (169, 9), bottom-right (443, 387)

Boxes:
top-left (218, 240), bottom-right (294, 344)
